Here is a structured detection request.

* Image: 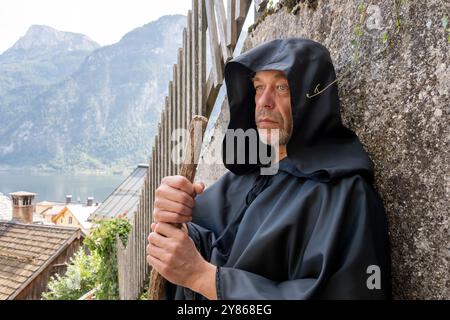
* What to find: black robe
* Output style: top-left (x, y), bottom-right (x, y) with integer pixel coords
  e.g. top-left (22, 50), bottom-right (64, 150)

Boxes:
top-left (164, 38), bottom-right (391, 300)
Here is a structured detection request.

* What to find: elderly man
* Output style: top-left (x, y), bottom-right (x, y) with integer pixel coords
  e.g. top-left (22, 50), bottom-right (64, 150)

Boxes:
top-left (146, 38), bottom-right (392, 300)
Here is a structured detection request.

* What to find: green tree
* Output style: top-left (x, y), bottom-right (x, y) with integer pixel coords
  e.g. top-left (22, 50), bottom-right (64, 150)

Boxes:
top-left (42, 249), bottom-right (100, 300)
top-left (42, 217), bottom-right (131, 300)
top-left (83, 218), bottom-right (132, 300)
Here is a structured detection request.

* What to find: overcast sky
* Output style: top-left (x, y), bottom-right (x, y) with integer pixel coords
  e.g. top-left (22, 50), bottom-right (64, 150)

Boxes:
top-left (0, 0), bottom-right (193, 54)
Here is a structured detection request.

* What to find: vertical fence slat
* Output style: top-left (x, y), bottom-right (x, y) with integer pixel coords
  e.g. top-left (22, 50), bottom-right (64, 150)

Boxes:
top-left (175, 60), bottom-right (180, 173)
top-left (187, 11), bottom-right (193, 127)
top-left (192, 0), bottom-right (199, 118)
top-left (182, 29), bottom-right (187, 130)
top-left (198, 0), bottom-right (207, 116)
top-left (156, 124), bottom-right (161, 207)
top-left (144, 165), bottom-right (149, 276)
top-left (136, 205), bottom-right (140, 296)
top-left (171, 72), bottom-right (177, 174)
top-left (178, 48), bottom-right (183, 131)
top-left (227, 0), bottom-right (237, 49)
top-left (141, 189), bottom-right (144, 293)
top-left (141, 188), bottom-right (145, 293)
top-left (132, 212), bottom-right (136, 299)
top-left (165, 103), bottom-right (169, 178)
top-left (215, 0), bottom-right (231, 62)
top-left (205, 0), bottom-right (223, 87)
top-left (135, 201), bottom-right (139, 297)
top-left (137, 196), bottom-right (141, 294)
top-left (161, 109), bottom-right (166, 180)
top-left (169, 83), bottom-right (175, 176)
top-left (164, 97), bottom-right (169, 179)
top-left (150, 146), bottom-right (155, 223)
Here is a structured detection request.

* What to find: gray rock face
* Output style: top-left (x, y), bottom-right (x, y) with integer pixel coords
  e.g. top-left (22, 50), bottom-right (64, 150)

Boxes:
top-left (198, 0), bottom-right (448, 299)
top-left (8, 25), bottom-right (99, 52)
top-left (247, 0), bottom-right (449, 299)
top-left (0, 26), bottom-right (100, 135)
top-left (0, 25), bottom-right (100, 91)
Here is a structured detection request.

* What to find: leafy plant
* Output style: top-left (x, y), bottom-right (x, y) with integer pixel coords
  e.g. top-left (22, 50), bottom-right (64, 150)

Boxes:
top-left (357, 2), bottom-right (366, 14)
top-left (83, 218), bottom-right (132, 300)
top-left (354, 26), bottom-right (364, 37)
top-left (42, 249), bottom-right (100, 300)
top-left (381, 31), bottom-right (389, 44)
top-left (139, 282), bottom-right (150, 300)
top-left (42, 218), bottom-right (132, 300)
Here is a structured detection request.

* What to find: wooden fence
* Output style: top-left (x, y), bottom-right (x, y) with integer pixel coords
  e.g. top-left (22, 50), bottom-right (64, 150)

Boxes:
top-left (116, 0), bottom-right (254, 300)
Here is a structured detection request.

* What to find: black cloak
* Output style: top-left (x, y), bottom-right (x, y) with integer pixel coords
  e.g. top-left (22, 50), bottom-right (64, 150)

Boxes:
top-left (164, 38), bottom-right (391, 299)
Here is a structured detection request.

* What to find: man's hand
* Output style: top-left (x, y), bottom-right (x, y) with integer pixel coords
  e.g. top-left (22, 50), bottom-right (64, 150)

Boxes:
top-left (146, 222), bottom-right (217, 299)
top-left (154, 175), bottom-right (205, 224)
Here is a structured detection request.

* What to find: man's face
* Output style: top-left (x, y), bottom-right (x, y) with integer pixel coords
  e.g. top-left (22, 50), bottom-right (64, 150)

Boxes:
top-left (252, 70), bottom-right (293, 146)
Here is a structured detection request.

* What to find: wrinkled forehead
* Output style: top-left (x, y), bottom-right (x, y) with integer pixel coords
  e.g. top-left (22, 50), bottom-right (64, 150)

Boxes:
top-left (251, 69), bottom-right (288, 82)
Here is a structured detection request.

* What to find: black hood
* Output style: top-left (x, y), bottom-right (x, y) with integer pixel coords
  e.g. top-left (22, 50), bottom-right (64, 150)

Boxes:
top-left (222, 37), bottom-right (374, 182)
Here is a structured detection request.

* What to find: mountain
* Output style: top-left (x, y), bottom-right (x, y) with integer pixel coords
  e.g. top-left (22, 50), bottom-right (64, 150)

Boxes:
top-left (0, 25), bottom-right (100, 134)
top-left (5, 24), bottom-right (99, 52)
top-left (0, 15), bottom-right (186, 173)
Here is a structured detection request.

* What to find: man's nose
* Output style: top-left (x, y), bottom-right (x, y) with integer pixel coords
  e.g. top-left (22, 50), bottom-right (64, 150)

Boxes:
top-left (256, 87), bottom-right (276, 109)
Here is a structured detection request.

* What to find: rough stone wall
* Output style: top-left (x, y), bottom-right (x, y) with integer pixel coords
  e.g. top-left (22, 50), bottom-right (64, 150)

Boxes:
top-left (195, 0), bottom-right (449, 299)
top-left (195, 98), bottom-right (230, 188)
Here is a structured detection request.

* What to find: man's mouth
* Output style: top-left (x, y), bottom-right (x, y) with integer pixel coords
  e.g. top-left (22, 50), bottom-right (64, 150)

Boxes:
top-left (257, 118), bottom-right (278, 125)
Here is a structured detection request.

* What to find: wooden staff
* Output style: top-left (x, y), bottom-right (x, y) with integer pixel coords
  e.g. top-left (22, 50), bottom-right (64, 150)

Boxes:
top-left (148, 115), bottom-right (208, 300)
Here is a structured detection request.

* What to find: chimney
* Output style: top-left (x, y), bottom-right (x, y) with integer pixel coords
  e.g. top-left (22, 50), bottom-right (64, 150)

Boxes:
top-left (10, 191), bottom-right (36, 224)
top-left (66, 195), bottom-right (72, 204)
top-left (87, 197), bottom-right (94, 207)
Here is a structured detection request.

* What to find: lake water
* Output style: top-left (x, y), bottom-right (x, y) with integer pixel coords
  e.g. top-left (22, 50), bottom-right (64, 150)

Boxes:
top-left (0, 171), bottom-right (127, 203)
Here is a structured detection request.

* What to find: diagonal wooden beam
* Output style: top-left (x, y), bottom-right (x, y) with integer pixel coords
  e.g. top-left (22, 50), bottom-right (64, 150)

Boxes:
top-left (235, 0), bottom-right (252, 34)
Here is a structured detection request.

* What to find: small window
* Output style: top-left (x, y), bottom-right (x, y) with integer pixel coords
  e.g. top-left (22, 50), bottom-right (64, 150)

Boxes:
top-left (60, 218), bottom-right (63, 223)
top-left (69, 217), bottom-right (72, 224)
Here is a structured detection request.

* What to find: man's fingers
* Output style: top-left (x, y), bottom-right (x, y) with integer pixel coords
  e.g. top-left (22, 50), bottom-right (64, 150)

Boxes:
top-left (161, 175), bottom-right (195, 195)
top-left (193, 182), bottom-right (205, 195)
top-left (154, 222), bottom-right (186, 240)
top-left (147, 231), bottom-right (168, 248)
top-left (147, 254), bottom-right (166, 273)
top-left (147, 242), bottom-right (169, 261)
top-left (154, 197), bottom-right (192, 216)
top-left (154, 210), bottom-right (192, 223)
top-left (157, 184), bottom-right (195, 208)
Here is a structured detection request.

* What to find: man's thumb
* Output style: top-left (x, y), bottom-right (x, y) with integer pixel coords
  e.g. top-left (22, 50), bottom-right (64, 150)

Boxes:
top-left (193, 182), bottom-right (205, 195)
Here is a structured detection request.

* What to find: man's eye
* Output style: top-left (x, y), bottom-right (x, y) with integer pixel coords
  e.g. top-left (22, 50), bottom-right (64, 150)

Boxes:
top-left (277, 85), bottom-right (289, 92)
top-left (254, 85), bottom-right (264, 92)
